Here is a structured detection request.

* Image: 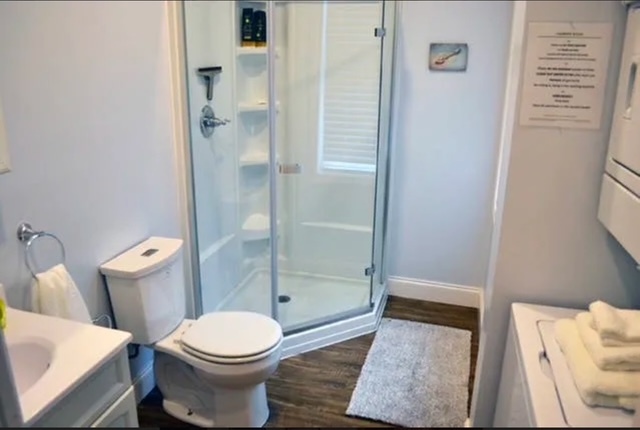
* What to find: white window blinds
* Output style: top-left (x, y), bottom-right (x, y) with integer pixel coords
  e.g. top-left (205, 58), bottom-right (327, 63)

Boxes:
top-left (318, 1), bottom-right (382, 174)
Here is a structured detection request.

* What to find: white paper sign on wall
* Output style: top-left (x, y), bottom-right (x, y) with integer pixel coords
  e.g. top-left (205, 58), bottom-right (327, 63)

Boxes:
top-left (519, 22), bottom-right (613, 130)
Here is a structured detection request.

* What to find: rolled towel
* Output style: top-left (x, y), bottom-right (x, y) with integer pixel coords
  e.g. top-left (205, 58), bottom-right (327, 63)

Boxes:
top-left (589, 300), bottom-right (640, 346)
top-left (576, 312), bottom-right (640, 371)
top-left (554, 318), bottom-right (639, 410)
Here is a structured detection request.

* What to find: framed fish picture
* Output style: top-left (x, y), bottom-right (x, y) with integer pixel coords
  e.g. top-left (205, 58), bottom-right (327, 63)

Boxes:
top-left (428, 43), bottom-right (468, 72)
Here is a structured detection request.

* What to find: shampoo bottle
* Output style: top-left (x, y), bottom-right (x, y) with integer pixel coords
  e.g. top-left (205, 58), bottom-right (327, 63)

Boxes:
top-left (241, 8), bottom-right (255, 47)
top-left (253, 10), bottom-right (267, 47)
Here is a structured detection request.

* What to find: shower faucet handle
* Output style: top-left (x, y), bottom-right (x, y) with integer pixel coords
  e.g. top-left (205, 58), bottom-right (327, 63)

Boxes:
top-left (203, 116), bottom-right (230, 128)
top-left (199, 105), bottom-right (230, 138)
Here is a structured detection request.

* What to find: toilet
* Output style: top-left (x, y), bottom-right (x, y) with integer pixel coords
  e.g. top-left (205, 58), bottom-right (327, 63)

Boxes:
top-left (99, 237), bottom-right (283, 428)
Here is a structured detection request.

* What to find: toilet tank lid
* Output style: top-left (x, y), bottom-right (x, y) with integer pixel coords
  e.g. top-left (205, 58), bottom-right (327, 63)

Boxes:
top-left (99, 237), bottom-right (183, 279)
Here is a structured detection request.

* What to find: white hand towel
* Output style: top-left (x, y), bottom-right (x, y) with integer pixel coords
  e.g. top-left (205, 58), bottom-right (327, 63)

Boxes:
top-left (554, 318), bottom-right (639, 410)
top-left (30, 264), bottom-right (92, 324)
top-left (576, 312), bottom-right (640, 371)
top-left (589, 300), bottom-right (640, 346)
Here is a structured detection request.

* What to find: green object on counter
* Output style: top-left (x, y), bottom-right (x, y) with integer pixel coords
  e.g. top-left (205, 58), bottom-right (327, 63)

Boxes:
top-left (0, 299), bottom-right (6, 329)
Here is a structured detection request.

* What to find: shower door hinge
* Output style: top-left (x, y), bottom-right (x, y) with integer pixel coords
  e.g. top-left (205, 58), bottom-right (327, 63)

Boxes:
top-left (374, 27), bottom-right (386, 38)
top-left (365, 264), bottom-right (376, 277)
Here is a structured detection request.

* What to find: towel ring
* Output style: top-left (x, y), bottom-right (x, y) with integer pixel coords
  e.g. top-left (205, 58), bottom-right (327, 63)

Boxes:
top-left (17, 222), bottom-right (66, 278)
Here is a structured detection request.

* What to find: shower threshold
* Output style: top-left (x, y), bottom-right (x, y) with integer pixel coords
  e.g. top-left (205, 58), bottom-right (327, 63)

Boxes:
top-left (216, 268), bottom-right (387, 358)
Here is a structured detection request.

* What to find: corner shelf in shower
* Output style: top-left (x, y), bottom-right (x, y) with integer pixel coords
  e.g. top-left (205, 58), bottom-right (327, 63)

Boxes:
top-left (236, 0), bottom-right (286, 9)
top-left (232, 0), bottom-right (282, 271)
top-left (237, 101), bottom-right (280, 114)
top-left (236, 47), bottom-right (267, 56)
top-left (240, 151), bottom-right (269, 167)
top-left (235, 47), bottom-right (280, 59)
top-left (238, 0), bottom-right (267, 5)
top-left (242, 213), bottom-right (279, 241)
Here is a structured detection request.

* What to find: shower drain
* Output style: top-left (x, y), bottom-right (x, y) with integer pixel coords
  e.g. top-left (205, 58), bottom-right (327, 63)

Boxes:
top-left (278, 294), bottom-right (291, 303)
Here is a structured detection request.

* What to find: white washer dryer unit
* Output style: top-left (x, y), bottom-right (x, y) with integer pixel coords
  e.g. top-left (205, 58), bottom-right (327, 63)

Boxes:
top-left (493, 303), bottom-right (636, 427)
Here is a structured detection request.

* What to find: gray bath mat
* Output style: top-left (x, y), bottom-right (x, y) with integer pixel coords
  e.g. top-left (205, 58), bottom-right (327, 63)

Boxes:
top-left (346, 318), bottom-right (471, 427)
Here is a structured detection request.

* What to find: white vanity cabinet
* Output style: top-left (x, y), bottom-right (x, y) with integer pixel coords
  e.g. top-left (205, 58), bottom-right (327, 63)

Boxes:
top-left (91, 387), bottom-right (138, 428)
top-left (30, 349), bottom-right (138, 427)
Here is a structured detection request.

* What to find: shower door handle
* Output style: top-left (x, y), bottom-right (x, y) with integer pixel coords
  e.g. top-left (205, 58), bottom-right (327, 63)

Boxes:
top-left (278, 163), bottom-right (303, 174)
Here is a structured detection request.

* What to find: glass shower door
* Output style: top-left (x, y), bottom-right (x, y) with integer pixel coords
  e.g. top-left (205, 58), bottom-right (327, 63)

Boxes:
top-left (184, 0), bottom-right (391, 329)
top-left (271, 0), bottom-right (385, 332)
top-left (184, 1), bottom-right (280, 318)
top-left (183, 1), bottom-right (246, 316)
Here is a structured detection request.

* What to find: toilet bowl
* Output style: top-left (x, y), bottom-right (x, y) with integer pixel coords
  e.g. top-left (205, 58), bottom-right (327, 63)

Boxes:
top-left (154, 314), bottom-right (282, 427)
top-left (99, 237), bottom-right (283, 428)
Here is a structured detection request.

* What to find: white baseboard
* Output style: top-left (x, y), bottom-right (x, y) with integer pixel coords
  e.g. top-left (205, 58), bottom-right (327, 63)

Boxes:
top-left (388, 276), bottom-right (481, 309)
top-left (132, 361), bottom-right (156, 404)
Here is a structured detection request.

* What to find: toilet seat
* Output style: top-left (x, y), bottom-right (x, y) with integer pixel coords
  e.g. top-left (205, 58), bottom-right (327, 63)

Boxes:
top-left (181, 339), bottom-right (283, 364)
top-left (180, 311), bottom-right (282, 364)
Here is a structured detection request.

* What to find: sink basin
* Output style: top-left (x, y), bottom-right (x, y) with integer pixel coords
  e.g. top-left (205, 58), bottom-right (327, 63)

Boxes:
top-left (7, 338), bottom-right (53, 395)
top-left (3, 307), bottom-right (132, 425)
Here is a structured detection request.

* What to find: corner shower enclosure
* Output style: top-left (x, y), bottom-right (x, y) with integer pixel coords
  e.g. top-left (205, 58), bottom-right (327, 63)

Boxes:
top-left (181, 0), bottom-right (395, 355)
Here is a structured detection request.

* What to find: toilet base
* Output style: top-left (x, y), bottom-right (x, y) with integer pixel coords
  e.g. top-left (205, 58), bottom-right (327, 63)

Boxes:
top-left (163, 399), bottom-right (215, 427)
top-left (161, 384), bottom-right (270, 427)
top-left (214, 384), bottom-right (270, 427)
top-left (154, 351), bottom-right (271, 427)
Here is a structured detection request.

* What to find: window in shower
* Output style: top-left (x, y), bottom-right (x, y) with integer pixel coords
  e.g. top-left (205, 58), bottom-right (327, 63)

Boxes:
top-left (317, 2), bottom-right (381, 175)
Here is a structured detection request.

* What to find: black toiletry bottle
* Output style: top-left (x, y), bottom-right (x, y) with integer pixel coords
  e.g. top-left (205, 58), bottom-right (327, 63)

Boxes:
top-left (253, 10), bottom-right (267, 47)
top-left (241, 8), bottom-right (254, 47)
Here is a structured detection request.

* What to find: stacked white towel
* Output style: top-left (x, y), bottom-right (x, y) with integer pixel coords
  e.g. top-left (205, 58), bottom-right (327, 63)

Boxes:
top-left (554, 300), bottom-right (640, 412)
top-left (589, 300), bottom-right (640, 346)
top-left (575, 312), bottom-right (640, 371)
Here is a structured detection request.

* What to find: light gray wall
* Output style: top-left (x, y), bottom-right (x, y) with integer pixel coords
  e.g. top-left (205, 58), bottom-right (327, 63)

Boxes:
top-left (387, 1), bottom-right (513, 287)
top-left (0, 0), bottom-right (180, 378)
top-left (472, 1), bottom-right (640, 425)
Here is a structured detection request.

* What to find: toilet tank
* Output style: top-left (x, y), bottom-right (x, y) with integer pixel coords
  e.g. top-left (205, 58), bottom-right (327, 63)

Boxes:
top-left (99, 237), bottom-right (185, 345)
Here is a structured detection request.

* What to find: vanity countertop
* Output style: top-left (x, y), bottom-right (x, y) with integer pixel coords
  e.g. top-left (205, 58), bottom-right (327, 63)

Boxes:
top-left (4, 308), bottom-right (132, 425)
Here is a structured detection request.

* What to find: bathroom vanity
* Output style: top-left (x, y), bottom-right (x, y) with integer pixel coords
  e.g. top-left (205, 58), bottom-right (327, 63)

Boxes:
top-left (29, 351), bottom-right (137, 427)
top-left (4, 307), bottom-right (137, 427)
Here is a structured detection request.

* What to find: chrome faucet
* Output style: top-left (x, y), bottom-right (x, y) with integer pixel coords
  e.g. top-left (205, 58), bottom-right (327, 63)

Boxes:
top-left (199, 105), bottom-right (230, 138)
top-left (201, 116), bottom-right (230, 129)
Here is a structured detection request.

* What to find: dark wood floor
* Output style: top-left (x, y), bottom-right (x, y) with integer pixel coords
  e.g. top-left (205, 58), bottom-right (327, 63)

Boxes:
top-left (137, 296), bottom-right (479, 428)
